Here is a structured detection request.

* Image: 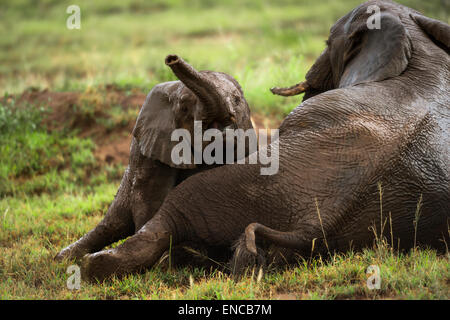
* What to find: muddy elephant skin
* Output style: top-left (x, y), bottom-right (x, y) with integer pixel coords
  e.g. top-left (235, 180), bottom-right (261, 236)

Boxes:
top-left (71, 0), bottom-right (449, 280)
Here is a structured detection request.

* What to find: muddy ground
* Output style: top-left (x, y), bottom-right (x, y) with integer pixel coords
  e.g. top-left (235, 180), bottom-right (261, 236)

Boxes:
top-left (9, 86), bottom-right (280, 167)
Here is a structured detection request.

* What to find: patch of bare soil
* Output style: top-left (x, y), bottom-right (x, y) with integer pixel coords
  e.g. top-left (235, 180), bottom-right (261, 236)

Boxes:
top-left (9, 86), bottom-right (280, 166)
top-left (10, 86), bottom-right (145, 166)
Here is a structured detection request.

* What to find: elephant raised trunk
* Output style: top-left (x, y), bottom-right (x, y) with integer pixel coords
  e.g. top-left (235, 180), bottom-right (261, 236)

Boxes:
top-left (165, 54), bottom-right (230, 122)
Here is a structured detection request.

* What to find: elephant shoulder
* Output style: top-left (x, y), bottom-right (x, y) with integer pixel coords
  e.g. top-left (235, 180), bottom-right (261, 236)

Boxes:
top-left (279, 89), bottom-right (359, 134)
top-left (279, 87), bottom-right (418, 150)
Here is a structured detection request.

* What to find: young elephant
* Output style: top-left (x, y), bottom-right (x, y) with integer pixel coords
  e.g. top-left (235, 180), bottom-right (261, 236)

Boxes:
top-left (80, 0), bottom-right (450, 281)
top-left (55, 55), bottom-right (253, 262)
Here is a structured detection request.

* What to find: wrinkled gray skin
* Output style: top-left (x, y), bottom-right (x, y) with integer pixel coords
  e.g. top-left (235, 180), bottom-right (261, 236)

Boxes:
top-left (77, 0), bottom-right (449, 281)
top-left (55, 55), bottom-right (253, 262)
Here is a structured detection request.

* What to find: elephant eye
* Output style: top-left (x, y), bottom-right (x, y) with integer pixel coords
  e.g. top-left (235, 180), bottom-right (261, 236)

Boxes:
top-left (179, 94), bottom-right (194, 113)
top-left (348, 28), bottom-right (365, 45)
top-left (180, 104), bottom-right (188, 113)
top-left (233, 95), bottom-right (241, 104)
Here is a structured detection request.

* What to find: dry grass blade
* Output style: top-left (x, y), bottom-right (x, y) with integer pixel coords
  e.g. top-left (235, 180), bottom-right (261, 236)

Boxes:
top-left (378, 182), bottom-right (384, 238)
top-left (413, 194), bottom-right (423, 250)
top-left (182, 246), bottom-right (230, 271)
top-left (314, 197), bottom-right (330, 256)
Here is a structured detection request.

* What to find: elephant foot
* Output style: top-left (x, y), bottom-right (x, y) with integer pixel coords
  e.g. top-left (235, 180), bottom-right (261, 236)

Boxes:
top-left (54, 240), bottom-right (92, 262)
top-left (81, 228), bottom-right (171, 281)
top-left (55, 219), bottom-right (135, 262)
top-left (81, 250), bottom-right (125, 282)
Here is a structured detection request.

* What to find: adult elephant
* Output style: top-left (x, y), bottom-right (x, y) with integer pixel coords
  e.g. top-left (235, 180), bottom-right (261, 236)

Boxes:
top-left (55, 55), bottom-right (253, 261)
top-left (81, 0), bottom-right (449, 280)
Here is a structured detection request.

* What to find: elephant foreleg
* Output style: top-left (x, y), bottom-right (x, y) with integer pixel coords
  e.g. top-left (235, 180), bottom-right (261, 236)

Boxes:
top-left (130, 162), bottom-right (177, 231)
top-left (55, 168), bottom-right (135, 261)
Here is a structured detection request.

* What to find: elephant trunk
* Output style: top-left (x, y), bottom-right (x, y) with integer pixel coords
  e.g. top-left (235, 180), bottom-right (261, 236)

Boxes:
top-left (165, 54), bottom-right (229, 122)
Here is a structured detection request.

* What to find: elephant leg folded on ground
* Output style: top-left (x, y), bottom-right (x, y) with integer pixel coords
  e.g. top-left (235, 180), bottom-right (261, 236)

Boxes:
top-left (81, 214), bottom-right (172, 281)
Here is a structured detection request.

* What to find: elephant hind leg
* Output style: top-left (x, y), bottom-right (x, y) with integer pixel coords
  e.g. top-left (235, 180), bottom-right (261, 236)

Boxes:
top-left (81, 215), bottom-right (171, 281)
top-left (231, 223), bottom-right (312, 275)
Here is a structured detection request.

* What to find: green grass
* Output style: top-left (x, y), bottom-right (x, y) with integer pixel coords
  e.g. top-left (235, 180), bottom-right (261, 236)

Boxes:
top-left (0, 100), bottom-right (93, 196)
top-left (0, 0), bottom-right (449, 300)
top-left (0, 101), bottom-right (448, 300)
top-left (1, 0), bottom-right (448, 117)
top-left (1, 201), bottom-right (448, 300)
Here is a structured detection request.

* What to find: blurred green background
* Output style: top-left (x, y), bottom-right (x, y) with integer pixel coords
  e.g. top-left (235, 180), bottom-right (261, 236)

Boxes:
top-left (0, 0), bottom-right (449, 299)
top-left (1, 0), bottom-right (448, 115)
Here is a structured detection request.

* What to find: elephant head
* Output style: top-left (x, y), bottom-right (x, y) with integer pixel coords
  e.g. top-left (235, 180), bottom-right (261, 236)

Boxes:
top-left (271, 0), bottom-right (450, 100)
top-left (133, 54), bottom-right (253, 169)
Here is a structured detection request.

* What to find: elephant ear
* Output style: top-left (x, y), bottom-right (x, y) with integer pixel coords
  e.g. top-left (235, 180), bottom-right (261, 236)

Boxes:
top-left (300, 48), bottom-right (335, 101)
top-left (132, 82), bottom-right (196, 169)
top-left (339, 12), bottom-right (412, 88)
top-left (411, 14), bottom-right (450, 53)
top-left (305, 48), bottom-right (334, 91)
